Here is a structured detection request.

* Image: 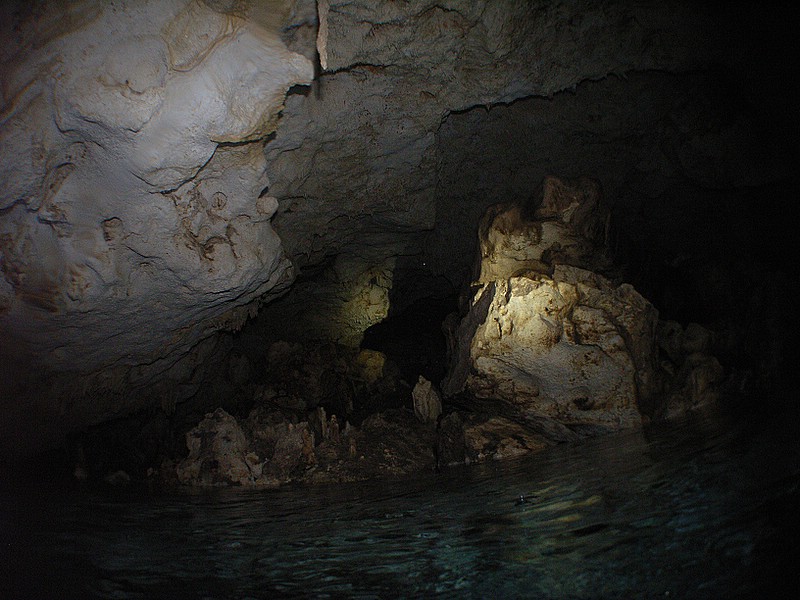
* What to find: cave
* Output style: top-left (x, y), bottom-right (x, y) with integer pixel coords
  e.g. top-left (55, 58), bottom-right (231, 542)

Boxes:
top-left (2, 1), bottom-right (798, 597)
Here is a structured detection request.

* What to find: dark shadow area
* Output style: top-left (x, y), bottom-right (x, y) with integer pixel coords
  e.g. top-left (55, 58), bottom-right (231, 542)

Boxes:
top-left (611, 179), bottom-right (800, 395)
top-left (359, 238), bottom-right (463, 389)
top-left (361, 291), bottom-right (458, 387)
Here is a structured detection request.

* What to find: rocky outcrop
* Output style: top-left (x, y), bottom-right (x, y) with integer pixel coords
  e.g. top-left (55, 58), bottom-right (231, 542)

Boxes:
top-left (172, 338), bottom-right (438, 487)
top-left (443, 176), bottom-right (734, 431)
top-left (0, 0), bottom-right (314, 457)
top-left (176, 408), bottom-right (258, 487)
top-left (436, 412), bottom-right (549, 467)
top-left (446, 267), bottom-right (658, 429)
top-left (463, 416), bottom-right (549, 464)
top-left (444, 177), bottom-right (659, 430)
top-left (174, 405), bottom-right (437, 487)
top-left (475, 176), bottom-right (613, 284)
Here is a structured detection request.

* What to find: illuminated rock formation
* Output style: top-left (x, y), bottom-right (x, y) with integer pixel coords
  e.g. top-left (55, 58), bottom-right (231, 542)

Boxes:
top-left (444, 178), bottom-right (658, 430)
top-left (0, 0), bottom-right (313, 455)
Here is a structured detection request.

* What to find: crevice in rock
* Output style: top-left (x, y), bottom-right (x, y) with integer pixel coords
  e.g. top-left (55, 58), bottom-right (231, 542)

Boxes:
top-left (321, 61), bottom-right (396, 76)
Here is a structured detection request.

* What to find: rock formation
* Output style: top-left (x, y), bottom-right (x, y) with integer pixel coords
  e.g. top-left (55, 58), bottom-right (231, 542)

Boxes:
top-left (0, 0), bottom-right (314, 456)
top-left (176, 407), bottom-right (257, 487)
top-left (0, 0), bottom-right (794, 464)
top-left (442, 176), bottom-right (732, 436)
top-left (475, 177), bottom-right (613, 285)
top-left (254, 0), bottom-right (719, 343)
top-left (174, 404), bottom-right (438, 487)
top-left (656, 321), bottom-right (724, 418)
top-left (444, 177), bottom-right (659, 430)
top-left (412, 376), bottom-right (442, 424)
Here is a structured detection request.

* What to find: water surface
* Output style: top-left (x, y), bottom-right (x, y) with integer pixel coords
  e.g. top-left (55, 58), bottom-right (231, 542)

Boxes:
top-left (3, 408), bottom-right (797, 599)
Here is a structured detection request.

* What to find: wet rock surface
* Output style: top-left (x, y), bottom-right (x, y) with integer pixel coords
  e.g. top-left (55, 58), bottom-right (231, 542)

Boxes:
top-left (153, 340), bottom-right (436, 487)
top-left (176, 408), bottom-right (255, 487)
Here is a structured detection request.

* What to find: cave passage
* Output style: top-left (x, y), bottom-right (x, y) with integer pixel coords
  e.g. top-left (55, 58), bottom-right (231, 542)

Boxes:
top-left (361, 294), bottom-right (458, 387)
top-left (2, 1), bottom-right (799, 596)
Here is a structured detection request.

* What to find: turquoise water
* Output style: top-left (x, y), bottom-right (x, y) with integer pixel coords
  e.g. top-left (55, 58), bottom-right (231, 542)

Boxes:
top-left (3, 408), bottom-right (797, 599)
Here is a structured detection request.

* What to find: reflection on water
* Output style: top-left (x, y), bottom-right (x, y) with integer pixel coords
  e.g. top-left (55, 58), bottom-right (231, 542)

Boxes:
top-left (3, 407), bottom-right (798, 599)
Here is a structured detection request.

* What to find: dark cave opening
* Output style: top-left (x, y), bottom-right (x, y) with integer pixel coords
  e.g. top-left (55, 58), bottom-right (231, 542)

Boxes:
top-left (360, 293), bottom-right (458, 387)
